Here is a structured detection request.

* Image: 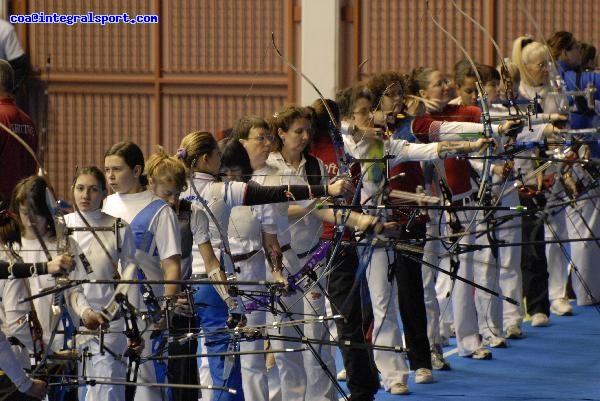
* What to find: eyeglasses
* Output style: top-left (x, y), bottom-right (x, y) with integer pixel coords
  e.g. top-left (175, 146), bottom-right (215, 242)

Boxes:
top-left (383, 90), bottom-right (402, 98)
top-left (531, 61), bottom-right (550, 70)
top-left (352, 108), bottom-right (374, 117)
top-left (247, 134), bottom-right (275, 143)
top-left (430, 78), bottom-right (452, 88)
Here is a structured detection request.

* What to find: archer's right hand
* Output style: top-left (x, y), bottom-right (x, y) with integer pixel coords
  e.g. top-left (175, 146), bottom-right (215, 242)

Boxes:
top-left (24, 379), bottom-right (47, 400)
top-left (47, 253), bottom-right (75, 275)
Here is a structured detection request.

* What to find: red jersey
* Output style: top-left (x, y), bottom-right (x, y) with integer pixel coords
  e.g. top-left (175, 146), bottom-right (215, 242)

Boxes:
top-left (0, 98), bottom-right (38, 200)
top-left (412, 104), bottom-right (480, 196)
top-left (310, 135), bottom-right (353, 241)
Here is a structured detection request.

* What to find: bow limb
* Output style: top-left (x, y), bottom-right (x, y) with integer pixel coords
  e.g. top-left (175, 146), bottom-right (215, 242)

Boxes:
top-left (2, 120), bottom-right (77, 376)
top-left (0, 121), bottom-right (62, 221)
top-left (271, 32), bottom-right (339, 130)
top-left (21, 190), bottom-right (56, 376)
top-left (450, 0), bottom-right (522, 116)
top-left (0, 121), bottom-right (56, 202)
top-left (271, 32), bottom-right (356, 269)
top-left (516, 1), bottom-right (571, 109)
top-left (427, 4), bottom-right (494, 254)
top-left (450, 1), bottom-right (523, 222)
top-left (271, 32), bottom-right (350, 178)
top-left (0, 122), bottom-right (43, 173)
top-left (6, 115), bottom-right (65, 258)
top-left (516, 2), bottom-right (557, 68)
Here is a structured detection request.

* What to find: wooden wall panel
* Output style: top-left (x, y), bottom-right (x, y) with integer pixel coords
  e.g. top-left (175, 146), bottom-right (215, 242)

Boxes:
top-left (20, 0), bottom-right (290, 198)
top-left (27, 0), bottom-right (154, 74)
top-left (161, 90), bottom-right (287, 153)
top-left (15, 0), bottom-right (600, 200)
top-left (348, 0), bottom-right (600, 87)
top-left (339, 0), bottom-right (358, 87)
top-left (162, 0), bottom-right (286, 76)
top-left (496, 0), bottom-right (600, 63)
top-left (357, 0), bottom-right (492, 79)
top-left (45, 88), bottom-right (152, 199)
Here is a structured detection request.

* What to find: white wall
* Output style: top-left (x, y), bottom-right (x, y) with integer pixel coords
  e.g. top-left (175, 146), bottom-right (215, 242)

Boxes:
top-left (300, 0), bottom-right (340, 106)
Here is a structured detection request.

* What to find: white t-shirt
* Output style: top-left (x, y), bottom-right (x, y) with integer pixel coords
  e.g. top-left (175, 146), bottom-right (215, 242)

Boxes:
top-left (0, 19), bottom-right (24, 60)
top-left (180, 172), bottom-right (246, 274)
top-left (103, 190), bottom-right (181, 300)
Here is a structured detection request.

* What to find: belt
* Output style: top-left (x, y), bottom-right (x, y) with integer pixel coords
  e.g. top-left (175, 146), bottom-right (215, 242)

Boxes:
top-left (231, 250), bottom-right (259, 263)
top-left (452, 193), bottom-right (477, 207)
top-left (191, 273), bottom-right (208, 280)
top-left (7, 336), bottom-right (24, 347)
top-left (391, 214), bottom-right (430, 225)
top-left (517, 185), bottom-right (541, 199)
top-left (297, 242), bottom-right (321, 259)
top-left (280, 243), bottom-right (292, 253)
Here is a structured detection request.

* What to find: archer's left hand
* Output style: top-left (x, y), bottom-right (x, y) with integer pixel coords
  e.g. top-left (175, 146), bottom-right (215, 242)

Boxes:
top-left (81, 308), bottom-right (108, 330)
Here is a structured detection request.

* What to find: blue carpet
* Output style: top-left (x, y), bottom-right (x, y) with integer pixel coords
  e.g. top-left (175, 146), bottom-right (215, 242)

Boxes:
top-left (335, 303), bottom-right (600, 400)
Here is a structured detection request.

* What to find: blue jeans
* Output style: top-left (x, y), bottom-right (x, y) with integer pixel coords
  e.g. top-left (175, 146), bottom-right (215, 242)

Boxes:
top-left (193, 283), bottom-right (244, 401)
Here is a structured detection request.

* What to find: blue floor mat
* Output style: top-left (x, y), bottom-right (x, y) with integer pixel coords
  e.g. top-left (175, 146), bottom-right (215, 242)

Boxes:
top-left (335, 303), bottom-right (600, 400)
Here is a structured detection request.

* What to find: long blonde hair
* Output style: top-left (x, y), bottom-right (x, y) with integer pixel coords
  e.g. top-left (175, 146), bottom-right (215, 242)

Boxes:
top-left (512, 36), bottom-right (549, 87)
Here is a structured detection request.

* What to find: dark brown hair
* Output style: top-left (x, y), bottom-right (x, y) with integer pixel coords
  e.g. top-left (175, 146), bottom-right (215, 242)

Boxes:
top-left (268, 105), bottom-right (313, 152)
top-left (105, 141), bottom-right (148, 186)
top-left (547, 31), bottom-right (577, 60)
top-left (72, 166), bottom-right (107, 192)
top-left (367, 71), bottom-right (408, 109)
top-left (232, 115), bottom-right (269, 140)
top-left (0, 200), bottom-right (21, 256)
top-left (10, 175), bottom-right (56, 239)
top-left (310, 98), bottom-right (340, 140)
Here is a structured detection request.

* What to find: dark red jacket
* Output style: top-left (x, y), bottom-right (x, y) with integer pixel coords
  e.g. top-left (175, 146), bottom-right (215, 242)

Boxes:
top-left (0, 97), bottom-right (38, 200)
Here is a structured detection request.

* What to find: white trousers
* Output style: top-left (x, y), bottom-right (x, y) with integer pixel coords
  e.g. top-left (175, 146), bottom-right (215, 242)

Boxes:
top-left (134, 328), bottom-right (164, 401)
top-left (237, 255), bottom-right (269, 401)
top-left (264, 248), bottom-right (310, 401)
top-left (77, 322), bottom-right (127, 401)
top-left (566, 186), bottom-right (600, 305)
top-left (298, 250), bottom-right (337, 401)
top-left (427, 210), bottom-right (455, 340)
top-left (198, 337), bottom-right (212, 401)
top-left (364, 247), bottom-right (409, 388)
top-left (473, 192), bottom-right (523, 338)
top-left (450, 208), bottom-right (485, 356)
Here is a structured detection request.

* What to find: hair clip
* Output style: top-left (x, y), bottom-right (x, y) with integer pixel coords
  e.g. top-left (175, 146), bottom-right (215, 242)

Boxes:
top-left (176, 148), bottom-right (187, 160)
top-left (0, 208), bottom-right (15, 222)
top-left (7, 262), bottom-right (14, 280)
top-left (521, 37), bottom-right (534, 50)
